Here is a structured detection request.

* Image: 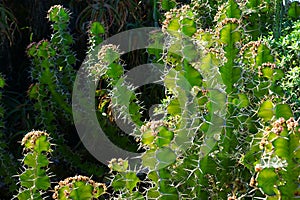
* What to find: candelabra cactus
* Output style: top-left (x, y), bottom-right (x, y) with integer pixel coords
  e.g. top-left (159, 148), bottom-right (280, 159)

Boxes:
top-left (98, 0), bottom-right (298, 199)
top-left (12, 1), bottom-right (299, 199)
top-left (27, 5), bottom-right (75, 133)
top-left (27, 5), bottom-right (107, 177)
top-left (16, 131), bottom-right (52, 200)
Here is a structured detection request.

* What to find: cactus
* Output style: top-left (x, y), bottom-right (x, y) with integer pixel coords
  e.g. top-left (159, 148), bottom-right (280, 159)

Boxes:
top-left (52, 175), bottom-right (107, 200)
top-left (27, 5), bottom-right (107, 177)
top-left (243, 115), bottom-right (300, 198)
top-left (96, 0), bottom-right (298, 199)
top-left (16, 131), bottom-right (52, 200)
top-left (27, 5), bottom-right (75, 133)
top-left (15, 131), bottom-right (107, 200)
top-left (11, 1), bottom-right (299, 199)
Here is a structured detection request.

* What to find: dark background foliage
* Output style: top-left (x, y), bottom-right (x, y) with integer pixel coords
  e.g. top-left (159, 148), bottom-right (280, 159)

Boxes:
top-left (0, 0), bottom-right (156, 198)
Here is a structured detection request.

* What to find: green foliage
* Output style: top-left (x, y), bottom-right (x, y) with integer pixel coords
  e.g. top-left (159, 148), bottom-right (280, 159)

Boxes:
top-left (274, 20), bottom-right (300, 118)
top-left (160, 0), bottom-right (176, 11)
top-left (0, 3), bottom-right (18, 46)
top-left (16, 131), bottom-right (52, 200)
top-left (0, 75), bottom-right (18, 193)
top-left (75, 0), bottom-right (148, 34)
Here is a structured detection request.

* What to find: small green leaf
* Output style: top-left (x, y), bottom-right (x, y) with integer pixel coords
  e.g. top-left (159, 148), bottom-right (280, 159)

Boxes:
top-left (288, 2), bottom-right (300, 19)
top-left (167, 19), bottom-right (180, 34)
top-left (238, 93), bottom-right (250, 108)
top-left (257, 168), bottom-right (278, 196)
top-left (20, 169), bottom-right (34, 188)
top-left (167, 99), bottom-right (181, 115)
top-left (17, 190), bottom-right (31, 200)
top-left (220, 22), bottom-right (241, 44)
top-left (156, 147), bottom-right (176, 169)
top-left (107, 63), bottom-right (124, 81)
top-left (69, 182), bottom-right (93, 200)
top-left (255, 45), bottom-right (274, 67)
top-left (111, 160), bottom-right (129, 172)
top-left (103, 48), bottom-right (120, 64)
top-left (36, 175), bottom-right (50, 190)
top-left (226, 0), bottom-right (241, 19)
top-left (28, 84), bottom-right (39, 99)
top-left (112, 174), bottom-right (126, 191)
top-left (161, 0), bottom-right (176, 11)
top-left (147, 188), bottom-right (160, 198)
top-left (142, 150), bottom-right (156, 170)
top-left (275, 104), bottom-right (293, 120)
top-left (258, 100), bottom-right (274, 121)
top-left (156, 127), bottom-right (174, 147)
top-left (181, 18), bottom-right (197, 37)
top-left (34, 135), bottom-right (51, 153)
top-left (90, 22), bottom-right (105, 35)
top-left (262, 67), bottom-right (273, 79)
top-left (58, 186), bottom-right (70, 199)
top-left (142, 130), bottom-right (155, 145)
top-left (159, 180), bottom-right (179, 199)
top-left (0, 76), bottom-right (4, 88)
top-left (273, 137), bottom-right (289, 159)
top-left (183, 61), bottom-right (202, 86)
top-left (273, 69), bottom-right (284, 81)
top-left (125, 172), bottom-right (140, 191)
top-left (24, 153), bottom-right (49, 168)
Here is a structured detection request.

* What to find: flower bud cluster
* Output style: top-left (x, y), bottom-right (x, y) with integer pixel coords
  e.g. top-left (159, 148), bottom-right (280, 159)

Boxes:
top-left (21, 130), bottom-right (49, 147)
top-left (162, 5), bottom-right (192, 32)
top-left (52, 175), bottom-right (106, 199)
top-left (140, 120), bottom-right (167, 135)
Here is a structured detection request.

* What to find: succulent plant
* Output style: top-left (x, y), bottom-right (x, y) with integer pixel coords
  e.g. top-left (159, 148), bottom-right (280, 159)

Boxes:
top-left (16, 131), bottom-right (52, 200)
top-left (14, 1), bottom-right (300, 199)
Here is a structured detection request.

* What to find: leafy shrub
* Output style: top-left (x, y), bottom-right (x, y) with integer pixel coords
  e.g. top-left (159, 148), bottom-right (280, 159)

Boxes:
top-left (269, 20), bottom-right (300, 117)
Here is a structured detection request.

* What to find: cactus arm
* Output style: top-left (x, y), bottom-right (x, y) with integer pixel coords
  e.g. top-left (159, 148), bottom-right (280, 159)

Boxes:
top-left (16, 131), bottom-right (52, 200)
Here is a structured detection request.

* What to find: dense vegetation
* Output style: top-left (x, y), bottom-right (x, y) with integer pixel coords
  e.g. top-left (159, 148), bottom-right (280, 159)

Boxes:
top-left (0, 0), bottom-right (299, 199)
